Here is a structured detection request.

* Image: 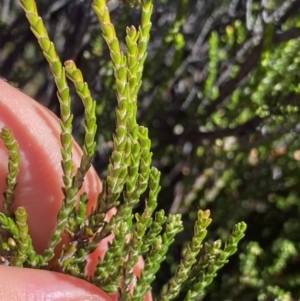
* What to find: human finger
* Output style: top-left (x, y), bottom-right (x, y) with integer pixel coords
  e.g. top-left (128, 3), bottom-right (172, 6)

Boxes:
top-left (0, 79), bottom-right (102, 253)
top-left (0, 265), bottom-right (112, 301)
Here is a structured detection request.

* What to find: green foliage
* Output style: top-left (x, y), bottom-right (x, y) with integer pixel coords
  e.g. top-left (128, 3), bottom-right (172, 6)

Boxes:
top-left (0, 0), bottom-right (246, 301)
top-left (18, 0), bottom-right (80, 263)
top-left (3, 0), bottom-right (300, 300)
top-left (239, 240), bottom-right (297, 301)
top-left (0, 127), bottom-right (20, 216)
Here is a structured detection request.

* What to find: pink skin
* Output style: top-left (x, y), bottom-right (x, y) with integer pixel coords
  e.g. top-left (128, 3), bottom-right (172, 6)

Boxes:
top-left (0, 79), bottom-right (152, 301)
top-left (0, 265), bottom-right (112, 301)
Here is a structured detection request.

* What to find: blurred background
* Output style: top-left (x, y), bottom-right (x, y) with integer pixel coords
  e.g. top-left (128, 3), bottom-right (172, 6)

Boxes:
top-left (1, 0), bottom-right (300, 300)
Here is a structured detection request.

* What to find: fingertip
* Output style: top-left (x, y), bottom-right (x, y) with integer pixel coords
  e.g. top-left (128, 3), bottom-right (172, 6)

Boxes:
top-left (0, 79), bottom-right (102, 253)
top-left (0, 265), bottom-right (112, 301)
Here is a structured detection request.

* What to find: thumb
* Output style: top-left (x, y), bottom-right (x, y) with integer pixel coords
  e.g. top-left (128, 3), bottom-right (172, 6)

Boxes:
top-left (0, 79), bottom-right (111, 300)
top-left (0, 265), bottom-right (112, 301)
top-left (0, 79), bottom-right (152, 301)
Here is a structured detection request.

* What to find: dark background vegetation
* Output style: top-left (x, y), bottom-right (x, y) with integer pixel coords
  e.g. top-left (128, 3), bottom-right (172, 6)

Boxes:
top-left (1, 0), bottom-right (300, 300)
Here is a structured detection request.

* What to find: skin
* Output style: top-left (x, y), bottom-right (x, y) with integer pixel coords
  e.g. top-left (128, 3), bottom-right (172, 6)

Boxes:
top-left (0, 79), bottom-right (152, 301)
